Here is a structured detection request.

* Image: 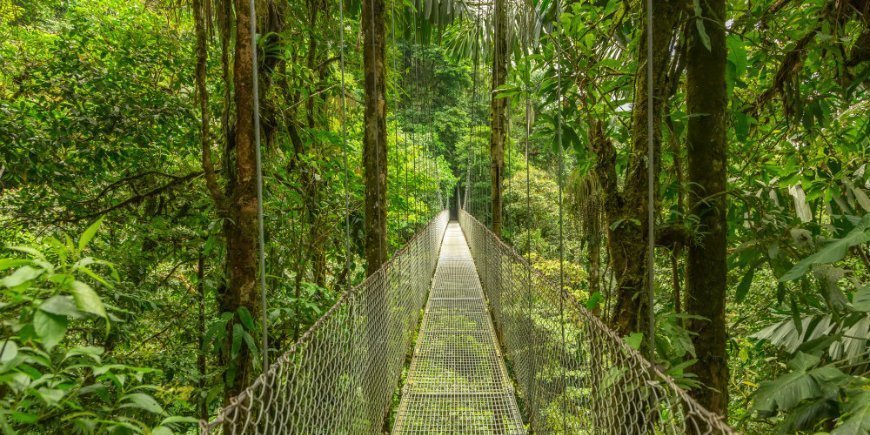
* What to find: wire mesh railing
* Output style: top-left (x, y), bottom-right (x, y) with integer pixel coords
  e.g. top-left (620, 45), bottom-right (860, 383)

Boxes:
top-left (459, 210), bottom-right (735, 435)
top-left (200, 211), bottom-right (449, 434)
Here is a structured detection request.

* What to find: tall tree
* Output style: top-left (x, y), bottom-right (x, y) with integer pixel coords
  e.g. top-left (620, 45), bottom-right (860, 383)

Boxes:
top-left (592, 1), bottom-right (681, 343)
top-left (489, 0), bottom-right (508, 236)
top-left (362, 0), bottom-right (388, 275)
top-left (362, 0), bottom-right (389, 429)
top-left (193, 0), bottom-right (262, 405)
top-left (222, 0), bottom-right (261, 402)
top-left (685, 0), bottom-right (729, 419)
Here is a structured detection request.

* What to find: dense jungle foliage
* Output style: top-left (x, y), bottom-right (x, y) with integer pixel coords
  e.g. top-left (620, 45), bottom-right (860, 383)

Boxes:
top-left (1, 0), bottom-right (869, 433)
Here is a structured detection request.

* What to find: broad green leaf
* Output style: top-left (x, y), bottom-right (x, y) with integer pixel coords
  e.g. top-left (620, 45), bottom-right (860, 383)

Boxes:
top-left (788, 352), bottom-right (820, 372)
top-left (753, 371), bottom-right (818, 412)
top-left (735, 264), bottom-right (756, 303)
top-left (780, 222), bottom-right (870, 281)
top-left (0, 259), bottom-right (31, 271)
top-left (159, 416), bottom-right (200, 425)
top-left (0, 340), bottom-right (18, 363)
top-left (120, 392), bottom-right (165, 414)
top-left (853, 286), bottom-right (870, 312)
top-left (36, 387), bottom-right (65, 406)
top-left (40, 295), bottom-right (81, 318)
top-left (33, 310), bottom-right (68, 350)
top-left (78, 216), bottom-right (104, 252)
top-left (70, 280), bottom-right (107, 318)
top-left (692, 0), bottom-right (711, 51)
top-left (237, 307), bottom-right (255, 331)
top-left (10, 412), bottom-right (38, 424)
top-left (0, 266), bottom-right (43, 288)
top-left (833, 391), bottom-right (870, 435)
top-left (625, 332), bottom-right (643, 351)
top-left (231, 323), bottom-right (244, 359)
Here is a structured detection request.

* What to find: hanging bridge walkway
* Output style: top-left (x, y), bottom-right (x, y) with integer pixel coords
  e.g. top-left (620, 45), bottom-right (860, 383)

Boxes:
top-left (201, 211), bottom-right (734, 434)
top-left (392, 223), bottom-right (523, 433)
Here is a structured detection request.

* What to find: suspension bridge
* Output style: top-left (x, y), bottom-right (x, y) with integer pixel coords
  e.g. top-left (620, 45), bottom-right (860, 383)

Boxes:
top-left (195, 0), bottom-right (737, 430)
top-left (200, 210), bottom-right (734, 434)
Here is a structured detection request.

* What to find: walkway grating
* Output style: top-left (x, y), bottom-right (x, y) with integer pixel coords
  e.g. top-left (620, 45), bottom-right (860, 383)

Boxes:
top-left (392, 223), bottom-right (525, 434)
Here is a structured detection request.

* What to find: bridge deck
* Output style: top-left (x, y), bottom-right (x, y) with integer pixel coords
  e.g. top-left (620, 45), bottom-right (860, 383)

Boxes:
top-left (392, 223), bottom-right (525, 434)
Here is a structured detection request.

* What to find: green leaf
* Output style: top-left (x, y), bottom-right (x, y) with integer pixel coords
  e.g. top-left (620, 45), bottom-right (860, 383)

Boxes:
top-left (231, 323), bottom-right (244, 359)
top-left (36, 388), bottom-right (65, 405)
top-left (833, 391), bottom-right (870, 435)
top-left (585, 291), bottom-right (604, 310)
top-left (33, 310), bottom-right (68, 350)
top-left (625, 332), bottom-right (643, 350)
top-left (70, 280), bottom-right (107, 318)
top-left (0, 259), bottom-right (31, 271)
top-left (735, 264), bottom-right (756, 303)
top-left (78, 216), bottom-right (104, 252)
top-left (159, 416), bottom-right (200, 425)
top-left (0, 340), bottom-right (18, 363)
top-left (692, 0), bottom-right (711, 51)
top-left (40, 295), bottom-right (81, 318)
top-left (10, 412), bottom-right (38, 424)
top-left (120, 392), bottom-right (165, 414)
top-left (237, 307), bottom-right (255, 331)
top-left (853, 285), bottom-right (870, 312)
top-left (753, 370), bottom-right (818, 412)
top-left (0, 266), bottom-right (43, 288)
top-left (780, 222), bottom-right (870, 281)
top-left (788, 352), bottom-right (820, 372)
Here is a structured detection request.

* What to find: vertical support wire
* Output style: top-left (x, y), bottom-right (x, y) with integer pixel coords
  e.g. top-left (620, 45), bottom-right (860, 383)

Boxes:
top-left (552, 0), bottom-right (568, 429)
top-left (249, 0), bottom-right (269, 371)
top-left (338, 0), bottom-right (351, 291)
top-left (389, 0), bottom-right (407, 234)
top-left (464, 18), bottom-right (479, 212)
top-left (524, 83), bottom-right (537, 428)
top-left (645, 0), bottom-right (657, 355)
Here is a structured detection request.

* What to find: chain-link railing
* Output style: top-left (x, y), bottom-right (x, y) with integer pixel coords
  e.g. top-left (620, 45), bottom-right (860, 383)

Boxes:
top-left (200, 211), bottom-right (449, 434)
top-left (460, 210), bottom-right (735, 434)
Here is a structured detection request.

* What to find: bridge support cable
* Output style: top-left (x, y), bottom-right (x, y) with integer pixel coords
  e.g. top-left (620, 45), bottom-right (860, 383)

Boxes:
top-left (460, 211), bottom-right (734, 434)
top-left (200, 213), bottom-right (449, 434)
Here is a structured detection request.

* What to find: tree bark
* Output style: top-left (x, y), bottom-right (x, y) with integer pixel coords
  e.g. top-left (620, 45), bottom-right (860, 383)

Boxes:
top-left (685, 0), bottom-right (729, 421)
top-left (219, 0), bottom-right (261, 404)
top-left (362, 0), bottom-right (389, 429)
top-left (362, 0), bottom-right (388, 276)
top-left (597, 1), bottom-right (680, 345)
top-left (489, 0), bottom-right (508, 236)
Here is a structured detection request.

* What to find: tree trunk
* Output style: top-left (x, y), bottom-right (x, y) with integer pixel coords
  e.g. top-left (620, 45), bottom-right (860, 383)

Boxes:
top-left (685, 0), bottom-right (729, 421)
top-left (362, 0), bottom-right (387, 276)
top-left (489, 0), bottom-right (507, 236)
top-left (362, 0), bottom-right (389, 430)
top-left (599, 1), bottom-right (680, 345)
top-left (219, 0), bottom-right (261, 404)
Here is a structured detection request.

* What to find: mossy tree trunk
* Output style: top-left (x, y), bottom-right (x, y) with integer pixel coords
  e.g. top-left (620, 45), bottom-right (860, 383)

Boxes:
top-left (489, 0), bottom-right (507, 236)
top-left (685, 0), bottom-right (729, 421)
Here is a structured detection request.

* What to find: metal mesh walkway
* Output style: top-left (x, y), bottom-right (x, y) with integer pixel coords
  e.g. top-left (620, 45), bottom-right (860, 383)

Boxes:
top-left (392, 223), bottom-right (525, 434)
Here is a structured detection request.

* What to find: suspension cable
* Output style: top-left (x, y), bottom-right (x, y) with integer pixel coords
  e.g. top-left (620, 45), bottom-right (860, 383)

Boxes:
top-left (645, 0), bottom-right (656, 355)
top-left (389, 0), bottom-right (407, 233)
top-left (367, 0), bottom-right (385, 260)
top-left (552, 0), bottom-right (568, 428)
top-left (411, 13), bottom-right (420, 227)
top-left (338, 0), bottom-right (351, 286)
top-left (248, 0), bottom-right (268, 370)
top-left (464, 19), bottom-right (478, 211)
